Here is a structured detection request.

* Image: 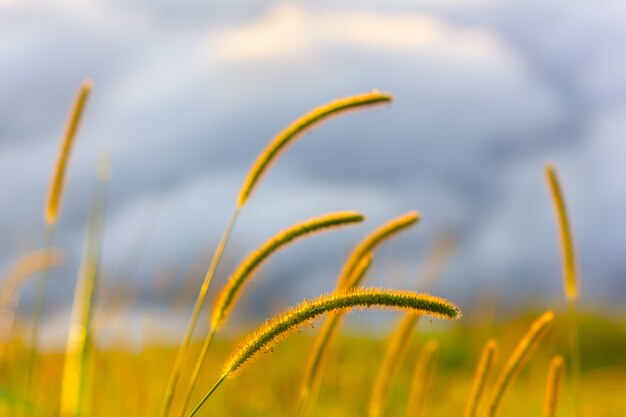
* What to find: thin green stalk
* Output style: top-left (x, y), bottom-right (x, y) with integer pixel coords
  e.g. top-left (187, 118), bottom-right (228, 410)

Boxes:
top-left (567, 301), bottom-right (582, 416)
top-left (177, 328), bottom-right (217, 417)
top-left (187, 375), bottom-right (226, 417)
top-left (158, 208), bottom-right (239, 417)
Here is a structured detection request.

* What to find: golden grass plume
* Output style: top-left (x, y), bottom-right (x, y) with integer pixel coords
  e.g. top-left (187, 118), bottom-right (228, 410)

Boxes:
top-left (45, 80), bottom-right (92, 225)
top-left (338, 211), bottom-right (420, 289)
top-left (464, 339), bottom-right (498, 417)
top-left (543, 355), bottom-right (565, 417)
top-left (211, 211), bottom-right (365, 330)
top-left (544, 162), bottom-right (578, 301)
top-left (369, 313), bottom-right (420, 417)
top-left (405, 339), bottom-right (439, 417)
top-left (237, 91), bottom-right (392, 207)
top-left (485, 311), bottom-right (555, 417)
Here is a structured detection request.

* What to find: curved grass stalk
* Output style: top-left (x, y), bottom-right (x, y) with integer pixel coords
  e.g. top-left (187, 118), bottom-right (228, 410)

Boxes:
top-left (45, 80), bottom-right (92, 225)
top-left (485, 311), bottom-right (555, 417)
top-left (188, 288), bottom-right (460, 417)
top-left (463, 339), bottom-right (498, 417)
top-left (177, 211), bottom-right (364, 417)
top-left (298, 255), bottom-right (372, 416)
top-left (0, 249), bottom-right (65, 367)
top-left (405, 340), bottom-right (439, 417)
top-left (543, 355), bottom-right (565, 417)
top-left (59, 163), bottom-right (108, 417)
top-left (369, 314), bottom-right (420, 417)
top-left (338, 211), bottom-right (419, 289)
top-left (545, 162), bottom-right (578, 300)
top-left (158, 208), bottom-right (239, 417)
top-left (237, 91), bottom-right (392, 207)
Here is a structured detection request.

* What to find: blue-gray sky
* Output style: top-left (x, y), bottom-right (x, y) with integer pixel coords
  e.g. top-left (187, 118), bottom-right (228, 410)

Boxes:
top-left (2, 0), bottom-right (626, 337)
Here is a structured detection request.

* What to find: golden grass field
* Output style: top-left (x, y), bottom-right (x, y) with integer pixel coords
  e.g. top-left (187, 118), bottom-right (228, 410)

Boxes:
top-left (0, 83), bottom-right (624, 417)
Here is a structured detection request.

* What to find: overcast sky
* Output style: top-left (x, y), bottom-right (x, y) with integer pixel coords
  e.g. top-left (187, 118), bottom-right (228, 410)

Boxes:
top-left (2, 0), bottom-right (626, 338)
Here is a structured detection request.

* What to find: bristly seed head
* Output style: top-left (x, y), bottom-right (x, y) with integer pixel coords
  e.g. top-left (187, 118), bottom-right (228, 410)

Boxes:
top-left (544, 162), bottom-right (578, 301)
top-left (45, 80), bottom-right (93, 225)
top-left (222, 288), bottom-right (460, 378)
top-left (237, 91), bottom-right (393, 208)
top-left (339, 211), bottom-right (420, 289)
top-left (210, 211), bottom-right (365, 330)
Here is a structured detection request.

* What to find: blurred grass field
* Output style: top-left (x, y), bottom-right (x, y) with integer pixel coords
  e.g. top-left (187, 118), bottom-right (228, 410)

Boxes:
top-left (1, 84), bottom-right (624, 417)
top-left (1, 310), bottom-right (624, 416)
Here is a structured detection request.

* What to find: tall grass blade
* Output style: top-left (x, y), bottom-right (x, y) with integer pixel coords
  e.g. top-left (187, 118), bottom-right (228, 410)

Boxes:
top-left (463, 339), bottom-right (498, 417)
top-left (485, 311), bottom-right (555, 417)
top-left (543, 355), bottom-right (565, 417)
top-left (59, 158), bottom-right (108, 417)
top-left (405, 340), bottom-right (439, 417)
top-left (369, 314), bottom-right (420, 417)
top-left (545, 162), bottom-right (582, 415)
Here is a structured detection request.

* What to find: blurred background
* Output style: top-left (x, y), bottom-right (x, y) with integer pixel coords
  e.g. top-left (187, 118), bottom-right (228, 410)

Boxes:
top-left (1, 0), bottom-right (625, 348)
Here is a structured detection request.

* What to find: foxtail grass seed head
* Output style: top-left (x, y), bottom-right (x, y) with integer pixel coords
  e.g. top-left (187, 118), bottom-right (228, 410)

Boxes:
top-left (369, 313), bottom-right (420, 417)
top-left (486, 311), bottom-right (555, 417)
top-left (464, 339), bottom-right (498, 417)
top-left (236, 91), bottom-right (392, 207)
top-left (211, 211), bottom-right (365, 330)
top-left (406, 340), bottom-right (439, 417)
top-left (222, 288), bottom-right (459, 379)
top-left (545, 162), bottom-right (578, 301)
top-left (543, 355), bottom-right (565, 417)
top-left (339, 211), bottom-right (420, 289)
top-left (45, 80), bottom-right (93, 225)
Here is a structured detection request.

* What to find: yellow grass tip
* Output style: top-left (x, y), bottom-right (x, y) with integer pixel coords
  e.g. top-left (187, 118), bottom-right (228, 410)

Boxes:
top-left (45, 80), bottom-right (93, 225)
top-left (369, 313), bottom-right (420, 417)
top-left (543, 355), bottom-right (565, 417)
top-left (544, 162), bottom-right (578, 301)
top-left (339, 210), bottom-right (420, 288)
top-left (236, 91), bottom-right (393, 207)
top-left (464, 339), bottom-right (498, 417)
top-left (486, 311), bottom-right (555, 417)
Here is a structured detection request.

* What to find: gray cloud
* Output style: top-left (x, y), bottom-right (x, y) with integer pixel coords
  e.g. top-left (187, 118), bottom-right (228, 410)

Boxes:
top-left (1, 0), bottom-right (625, 336)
